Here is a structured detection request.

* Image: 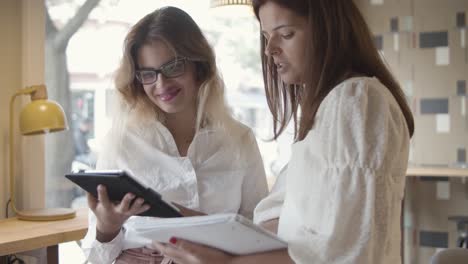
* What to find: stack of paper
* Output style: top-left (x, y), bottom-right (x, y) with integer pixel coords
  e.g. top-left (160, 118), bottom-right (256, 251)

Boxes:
top-left (127, 214), bottom-right (287, 255)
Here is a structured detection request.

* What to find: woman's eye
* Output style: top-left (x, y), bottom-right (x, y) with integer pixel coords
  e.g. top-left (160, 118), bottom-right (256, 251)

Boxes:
top-left (282, 32), bottom-right (294, 39)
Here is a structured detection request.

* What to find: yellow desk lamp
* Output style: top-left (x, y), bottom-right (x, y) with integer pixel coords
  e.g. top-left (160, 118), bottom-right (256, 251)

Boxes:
top-left (9, 85), bottom-right (76, 221)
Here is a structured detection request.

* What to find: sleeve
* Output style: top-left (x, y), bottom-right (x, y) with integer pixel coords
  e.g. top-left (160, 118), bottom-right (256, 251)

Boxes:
top-left (237, 129), bottom-right (269, 220)
top-left (284, 81), bottom-right (409, 264)
top-left (80, 132), bottom-right (126, 263)
top-left (81, 210), bottom-right (126, 264)
top-left (253, 164), bottom-right (287, 224)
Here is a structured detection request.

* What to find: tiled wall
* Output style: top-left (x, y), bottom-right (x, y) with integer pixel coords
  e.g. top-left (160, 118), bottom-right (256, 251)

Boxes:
top-left (356, 0), bottom-right (468, 166)
top-left (355, 1), bottom-right (468, 263)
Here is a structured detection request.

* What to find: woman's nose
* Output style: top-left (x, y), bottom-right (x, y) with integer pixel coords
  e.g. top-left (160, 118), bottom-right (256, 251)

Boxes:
top-left (156, 73), bottom-right (168, 87)
top-left (265, 39), bottom-right (280, 57)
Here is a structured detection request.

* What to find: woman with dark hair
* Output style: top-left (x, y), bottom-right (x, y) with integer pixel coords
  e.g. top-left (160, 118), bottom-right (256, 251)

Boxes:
top-left (153, 1), bottom-right (414, 263)
top-left (80, 6), bottom-right (268, 264)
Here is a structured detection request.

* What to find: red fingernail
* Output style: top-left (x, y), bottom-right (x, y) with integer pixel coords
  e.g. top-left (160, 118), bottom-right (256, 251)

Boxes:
top-left (169, 237), bottom-right (177, 244)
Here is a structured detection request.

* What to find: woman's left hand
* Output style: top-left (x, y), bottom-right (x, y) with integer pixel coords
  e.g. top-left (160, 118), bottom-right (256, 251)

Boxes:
top-left (152, 237), bottom-right (234, 264)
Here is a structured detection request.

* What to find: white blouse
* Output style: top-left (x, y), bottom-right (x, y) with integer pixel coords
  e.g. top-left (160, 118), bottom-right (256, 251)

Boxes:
top-left (254, 77), bottom-right (410, 264)
top-left (81, 115), bottom-right (268, 263)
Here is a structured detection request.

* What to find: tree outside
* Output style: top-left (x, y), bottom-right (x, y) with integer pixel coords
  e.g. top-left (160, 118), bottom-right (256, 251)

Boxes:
top-left (45, 0), bottom-right (102, 207)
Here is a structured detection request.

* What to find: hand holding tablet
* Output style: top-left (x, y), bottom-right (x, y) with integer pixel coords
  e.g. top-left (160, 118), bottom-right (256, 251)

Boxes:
top-left (65, 170), bottom-right (182, 218)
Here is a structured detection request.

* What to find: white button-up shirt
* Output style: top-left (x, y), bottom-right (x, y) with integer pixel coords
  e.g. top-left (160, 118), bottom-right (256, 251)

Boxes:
top-left (254, 77), bottom-right (410, 264)
top-left (82, 116), bottom-right (268, 263)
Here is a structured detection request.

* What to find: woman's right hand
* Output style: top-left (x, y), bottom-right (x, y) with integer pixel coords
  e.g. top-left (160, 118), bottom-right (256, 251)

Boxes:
top-left (87, 184), bottom-right (150, 242)
top-left (172, 202), bottom-right (206, 217)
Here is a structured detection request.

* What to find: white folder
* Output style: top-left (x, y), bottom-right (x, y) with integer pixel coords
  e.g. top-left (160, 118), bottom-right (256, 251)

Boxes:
top-left (130, 214), bottom-right (287, 255)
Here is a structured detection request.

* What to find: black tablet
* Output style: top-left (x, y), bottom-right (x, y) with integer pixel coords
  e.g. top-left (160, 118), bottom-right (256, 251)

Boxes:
top-left (65, 170), bottom-right (183, 218)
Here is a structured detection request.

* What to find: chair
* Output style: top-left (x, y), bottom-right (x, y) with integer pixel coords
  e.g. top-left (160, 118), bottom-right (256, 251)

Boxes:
top-left (448, 216), bottom-right (468, 248)
top-left (430, 248), bottom-right (468, 264)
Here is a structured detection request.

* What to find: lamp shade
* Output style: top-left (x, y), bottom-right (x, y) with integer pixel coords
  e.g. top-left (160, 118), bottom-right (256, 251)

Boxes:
top-left (19, 99), bottom-right (68, 135)
top-left (210, 0), bottom-right (251, 8)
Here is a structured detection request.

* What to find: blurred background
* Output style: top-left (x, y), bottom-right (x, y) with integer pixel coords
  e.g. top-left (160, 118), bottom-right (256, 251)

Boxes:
top-left (2, 0), bottom-right (467, 263)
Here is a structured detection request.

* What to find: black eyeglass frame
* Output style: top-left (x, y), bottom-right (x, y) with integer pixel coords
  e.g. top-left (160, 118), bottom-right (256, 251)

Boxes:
top-left (135, 57), bottom-right (190, 85)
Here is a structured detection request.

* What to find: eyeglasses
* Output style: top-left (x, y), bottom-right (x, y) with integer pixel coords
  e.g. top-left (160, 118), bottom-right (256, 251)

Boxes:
top-left (135, 57), bottom-right (188, 85)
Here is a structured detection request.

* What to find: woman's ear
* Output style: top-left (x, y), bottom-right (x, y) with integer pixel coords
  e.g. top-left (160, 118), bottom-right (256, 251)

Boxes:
top-left (195, 62), bottom-right (209, 82)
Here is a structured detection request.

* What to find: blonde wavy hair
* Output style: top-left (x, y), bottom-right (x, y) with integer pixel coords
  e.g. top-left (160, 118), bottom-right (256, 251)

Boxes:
top-left (114, 6), bottom-right (231, 131)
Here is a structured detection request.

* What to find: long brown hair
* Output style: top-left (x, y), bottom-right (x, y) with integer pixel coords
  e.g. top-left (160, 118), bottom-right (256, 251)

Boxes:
top-left (114, 6), bottom-right (230, 130)
top-left (252, 0), bottom-right (414, 141)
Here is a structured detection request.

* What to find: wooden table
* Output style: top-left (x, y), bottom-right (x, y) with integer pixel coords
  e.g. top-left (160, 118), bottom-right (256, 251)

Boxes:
top-left (407, 167), bottom-right (468, 178)
top-left (0, 207), bottom-right (88, 264)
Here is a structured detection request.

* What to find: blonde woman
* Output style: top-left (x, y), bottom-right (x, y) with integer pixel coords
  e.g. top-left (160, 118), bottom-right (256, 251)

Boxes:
top-left (81, 6), bottom-right (268, 264)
